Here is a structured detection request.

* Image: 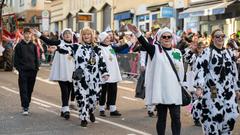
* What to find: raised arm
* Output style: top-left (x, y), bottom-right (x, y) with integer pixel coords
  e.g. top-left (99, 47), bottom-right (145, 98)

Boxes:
top-left (30, 29), bottom-right (61, 46)
top-left (127, 24), bottom-right (155, 59)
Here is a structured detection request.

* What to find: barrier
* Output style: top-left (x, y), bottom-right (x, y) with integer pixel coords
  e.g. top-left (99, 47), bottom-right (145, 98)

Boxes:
top-left (117, 52), bottom-right (140, 78)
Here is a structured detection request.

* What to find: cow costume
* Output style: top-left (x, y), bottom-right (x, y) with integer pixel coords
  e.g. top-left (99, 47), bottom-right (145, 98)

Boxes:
top-left (58, 28), bottom-right (109, 127)
top-left (194, 45), bottom-right (239, 134)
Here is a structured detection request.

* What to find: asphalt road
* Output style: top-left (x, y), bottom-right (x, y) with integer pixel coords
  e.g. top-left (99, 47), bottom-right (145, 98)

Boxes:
top-left (0, 67), bottom-right (239, 135)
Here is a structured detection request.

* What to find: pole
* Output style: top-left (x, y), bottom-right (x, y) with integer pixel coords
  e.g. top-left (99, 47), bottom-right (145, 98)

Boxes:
top-left (112, 0), bottom-right (115, 31)
top-left (0, 0), bottom-right (6, 44)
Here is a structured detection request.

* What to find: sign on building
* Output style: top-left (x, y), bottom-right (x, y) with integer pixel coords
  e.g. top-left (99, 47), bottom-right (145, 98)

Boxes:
top-left (160, 7), bottom-right (174, 18)
top-left (42, 10), bottom-right (49, 31)
top-left (77, 13), bottom-right (93, 22)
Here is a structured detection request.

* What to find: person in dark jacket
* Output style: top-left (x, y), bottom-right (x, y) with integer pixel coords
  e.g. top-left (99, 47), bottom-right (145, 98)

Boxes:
top-left (14, 27), bottom-right (39, 116)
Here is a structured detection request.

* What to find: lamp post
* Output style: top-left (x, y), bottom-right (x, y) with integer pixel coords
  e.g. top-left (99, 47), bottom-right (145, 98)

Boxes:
top-left (112, 0), bottom-right (116, 31)
top-left (0, 0), bottom-right (6, 44)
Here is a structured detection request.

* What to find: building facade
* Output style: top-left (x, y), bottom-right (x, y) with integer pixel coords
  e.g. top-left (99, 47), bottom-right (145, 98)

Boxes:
top-left (3, 0), bottom-right (50, 30)
top-left (179, 0), bottom-right (240, 36)
top-left (48, 0), bottom-right (113, 33)
top-left (49, 0), bottom-right (188, 33)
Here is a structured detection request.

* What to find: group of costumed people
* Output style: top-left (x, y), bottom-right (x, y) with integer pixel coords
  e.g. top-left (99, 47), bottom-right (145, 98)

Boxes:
top-left (127, 24), bottom-right (240, 135)
top-left (15, 24), bottom-right (240, 134)
top-left (31, 27), bottom-right (132, 127)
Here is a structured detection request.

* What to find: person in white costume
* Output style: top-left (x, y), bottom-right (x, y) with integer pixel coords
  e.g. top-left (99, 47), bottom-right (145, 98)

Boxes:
top-left (98, 32), bottom-right (132, 117)
top-left (128, 24), bottom-right (184, 135)
top-left (32, 28), bottom-right (75, 120)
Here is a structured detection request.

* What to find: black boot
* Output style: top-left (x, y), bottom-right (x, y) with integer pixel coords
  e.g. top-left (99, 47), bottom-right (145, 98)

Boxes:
top-left (81, 120), bottom-right (88, 127)
top-left (89, 112), bottom-right (95, 122)
top-left (194, 120), bottom-right (201, 127)
top-left (61, 111), bottom-right (70, 120)
top-left (148, 111), bottom-right (154, 117)
top-left (99, 111), bottom-right (106, 117)
top-left (110, 110), bottom-right (121, 116)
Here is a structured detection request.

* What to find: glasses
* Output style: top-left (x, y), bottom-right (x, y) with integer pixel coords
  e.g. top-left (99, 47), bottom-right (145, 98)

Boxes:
top-left (161, 35), bottom-right (172, 39)
top-left (214, 34), bottom-right (225, 39)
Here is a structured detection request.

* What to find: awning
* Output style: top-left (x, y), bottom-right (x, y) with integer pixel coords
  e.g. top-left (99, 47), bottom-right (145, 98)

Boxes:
top-left (147, 2), bottom-right (169, 11)
top-left (179, 1), bottom-right (236, 19)
top-left (114, 11), bottom-right (133, 20)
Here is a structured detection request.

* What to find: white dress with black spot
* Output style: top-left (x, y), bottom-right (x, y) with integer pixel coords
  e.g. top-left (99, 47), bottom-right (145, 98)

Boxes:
top-left (194, 46), bottom-right (239, 134)
top-left (59, 43), bottom-right (108, 121)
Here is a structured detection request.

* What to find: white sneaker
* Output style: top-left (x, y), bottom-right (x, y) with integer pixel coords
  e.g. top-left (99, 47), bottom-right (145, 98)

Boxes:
top-left (22, 108), bottom-right (29, 116)
top-left (22, 110), bottom-right (29, 116)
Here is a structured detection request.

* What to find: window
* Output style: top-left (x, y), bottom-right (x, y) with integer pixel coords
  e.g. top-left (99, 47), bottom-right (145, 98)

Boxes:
top-left (10, 0), bottom-right (13, 6)
top-left (31, 0), bottom-right (37, 6)
top-left (20, 0), bottom-right (24, 7)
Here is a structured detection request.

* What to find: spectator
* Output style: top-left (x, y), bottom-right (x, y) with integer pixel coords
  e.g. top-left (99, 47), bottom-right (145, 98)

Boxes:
top-left (14, 27), bottom-right (39, 115)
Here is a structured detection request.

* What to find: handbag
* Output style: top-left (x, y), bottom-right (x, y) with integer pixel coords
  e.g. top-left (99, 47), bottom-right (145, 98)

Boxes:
top-left (72, 68), bottom-right (83, 80)
top-left (135, 71), bottom-right (145, 99)
top-left (161, 46), bottom-right (191, 106)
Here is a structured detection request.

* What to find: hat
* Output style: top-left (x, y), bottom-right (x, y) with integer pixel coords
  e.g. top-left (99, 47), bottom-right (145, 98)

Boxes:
top-left (152, 24), bottom-right (160, 31)
top-left (155, 27), bottom-right (173, 40)
top-left (104, 26), bottom-right (112, 33)
top-left (99, 32), bottom-right (109, 42)
top-left (61, 28), bottom-right (73, 36)
top-left (23, 27), bottom-right (31, 33)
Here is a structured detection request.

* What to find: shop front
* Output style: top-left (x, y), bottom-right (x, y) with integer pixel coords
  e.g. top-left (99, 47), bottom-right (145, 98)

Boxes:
top-left (136, 14), bottom-right (149, 32)
top-left (179, 0), bottom-right (240, 36)
top-left (114, 10), bottom-right (134, 31)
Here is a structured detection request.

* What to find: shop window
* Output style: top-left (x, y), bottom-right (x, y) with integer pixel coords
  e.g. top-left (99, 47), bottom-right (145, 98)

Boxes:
top-left (31, 0), bottom-right (37, 7)
top-left (20, 0), bottom-right (24, 7)
top-left (200, 24), bottom-right (208, 34)
top-left (235, 20), bottom-right (240, 32)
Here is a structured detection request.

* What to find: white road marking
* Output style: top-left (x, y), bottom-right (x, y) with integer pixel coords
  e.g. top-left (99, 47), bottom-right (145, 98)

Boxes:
top-left (119, 81), bottom-right (134, 84)
top-left (36, 77), bottom-right (57, 85)
top-left (122, 96), bottom-right (138, 101)
top-left (32, 101), bottom-right (51, 108)
top-left (38, 107), bottom-right (58, 115)
top-left (1, 86), bottom-right (19, 94)
top-left (13, 70), bottom-right (57, 85)
top-left (0, 85), bottom-right (151, 135)
top-left (118, 86), bottom-right (135, 92)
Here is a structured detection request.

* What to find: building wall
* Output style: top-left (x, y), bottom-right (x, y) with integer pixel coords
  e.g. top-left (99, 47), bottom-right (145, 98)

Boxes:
top-left (67, 0), bottom-right (113, 32)
top-left (2, 0), bottom-right (15, 14)
top-left (48, 0), bottom-right (190, 32)
top-left (49, 0), bottom-right (71, 32)
top-left (15, 0), bottom-right (45, 13)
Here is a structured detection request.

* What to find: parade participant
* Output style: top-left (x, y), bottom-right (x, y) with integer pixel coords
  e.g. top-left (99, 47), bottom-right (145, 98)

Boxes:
top-left (183, 33), bottom-right (204, 127)
top-left (194, 29), bottom-right (240, 134)
top-left (58, 27), bottom-right (109, 127)
top-left (14, 27), bottom-right (39, 115)
top-left (128, 24), bottom-right (184, 135)
top-left (33, 27), bottom-right (109, 127)
top-left (32, 28), bottom-right (75, 120)
top-left (71, 27), bottom-right (109, 127)
top-left (98, 32), bottom-right (132, 117)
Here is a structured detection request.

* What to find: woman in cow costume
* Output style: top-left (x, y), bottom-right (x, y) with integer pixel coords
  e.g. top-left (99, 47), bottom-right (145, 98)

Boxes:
top-left (33, 28), bottom-right (109, 127)
top-left (194, 29), bottom-right (240, 134)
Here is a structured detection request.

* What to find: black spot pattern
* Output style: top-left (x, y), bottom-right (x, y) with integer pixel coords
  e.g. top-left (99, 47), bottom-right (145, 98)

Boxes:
top-left (191, 48), bottom-right (239, 134)
top-left (60, 43), bottom-right (108, 121)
